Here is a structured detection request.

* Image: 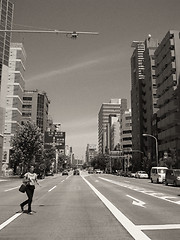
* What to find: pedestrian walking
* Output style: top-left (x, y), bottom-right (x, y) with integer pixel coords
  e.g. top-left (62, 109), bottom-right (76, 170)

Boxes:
top-left (20, 165), bottom-right (40, 214)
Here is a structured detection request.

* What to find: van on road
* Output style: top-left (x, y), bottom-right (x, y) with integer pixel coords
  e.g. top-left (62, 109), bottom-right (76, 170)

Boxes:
top-left (150, 167), bottom-right (168, 183)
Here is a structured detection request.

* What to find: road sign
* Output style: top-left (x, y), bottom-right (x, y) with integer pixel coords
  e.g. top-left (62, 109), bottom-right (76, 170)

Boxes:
top-left (44, 131), bottom-right (65, 150)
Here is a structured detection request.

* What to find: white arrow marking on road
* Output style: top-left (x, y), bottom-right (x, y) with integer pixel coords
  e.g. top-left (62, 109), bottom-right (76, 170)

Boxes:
top-left (127, 195), bottom-right (146, 208)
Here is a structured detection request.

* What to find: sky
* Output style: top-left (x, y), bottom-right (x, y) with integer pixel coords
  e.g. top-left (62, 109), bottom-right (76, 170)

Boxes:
top-left (10, 0), bottom-right (180, 159)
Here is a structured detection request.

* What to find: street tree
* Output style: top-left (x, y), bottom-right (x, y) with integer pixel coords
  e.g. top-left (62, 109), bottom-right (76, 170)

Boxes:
top-left (43, 148), bottom-right (56, 173)
top-left (10, 121), bottom-right (44, 174)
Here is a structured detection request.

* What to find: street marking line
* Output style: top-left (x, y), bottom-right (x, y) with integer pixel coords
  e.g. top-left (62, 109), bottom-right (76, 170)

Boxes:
top-left (61, 180), bottom-right (64, 183)
top-left (0, 179), bottom-right (8, 182)
top-left (4, 186), bottom-right (19, 192)
top-left (0, 212), bottom-right (22, 231)
top-left (99, 177), bottom-right (180, 205)
top-left (137, 224), bottom-right (180, 230)
top-left (48, 186), bottom-right (56, 192)
top-left (82, 176), bottom-right (151, 240)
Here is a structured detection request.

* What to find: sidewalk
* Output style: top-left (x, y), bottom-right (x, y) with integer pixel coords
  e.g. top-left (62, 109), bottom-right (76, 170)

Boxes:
top-left (0, 174), bottom-right (20, 180)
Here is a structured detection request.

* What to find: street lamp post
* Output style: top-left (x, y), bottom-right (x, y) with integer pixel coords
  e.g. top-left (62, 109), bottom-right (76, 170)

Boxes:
top-left (143, 134), bottom-right (158, 166)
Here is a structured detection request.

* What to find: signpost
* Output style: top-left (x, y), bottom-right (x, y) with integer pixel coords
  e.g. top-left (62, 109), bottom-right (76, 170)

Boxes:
top-left (44, 131), bottom-right (65, 152)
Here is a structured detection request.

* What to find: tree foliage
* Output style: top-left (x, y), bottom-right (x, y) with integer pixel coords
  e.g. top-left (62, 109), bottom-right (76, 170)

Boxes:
top-left (10, 121), bottom-right (44, 173)
top-left (43, 148), bottom-right (56, 173)
top-left (91, 154), bottom-right (106, 170)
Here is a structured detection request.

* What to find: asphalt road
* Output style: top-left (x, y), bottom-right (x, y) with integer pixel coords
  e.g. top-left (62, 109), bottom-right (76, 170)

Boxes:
top-left (0, 172), bottom-right (180, 240)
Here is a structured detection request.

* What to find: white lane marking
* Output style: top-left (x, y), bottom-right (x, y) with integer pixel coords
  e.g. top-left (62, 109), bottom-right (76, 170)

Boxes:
top-left (0, 212), bottom-right (22, 231)
top-left (61, 180), bottom-right (64, 183)
top-left (137, 224), bottom-right (180, 230)
top-left (127, 195), bottom-right (146, 208)
top-left (48, 186), bottom-right (56, 192)
top-left (82, 176), bottom-right (151, 240)
top-left (4, 186), bottom-right (20, 192)
top-left (99, 177), bottom-right (180, 205)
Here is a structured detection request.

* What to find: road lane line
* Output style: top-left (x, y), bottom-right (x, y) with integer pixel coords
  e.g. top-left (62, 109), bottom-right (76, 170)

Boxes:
top-left (137, 224), bottom-right (180, 230)
top-left (4, 186), bottom-right (19, 192)
top-left (82, 176), bottom-right (151, 240)
top-left (0, 212), bottom-right (22, 231)
top-left (48, 186), bottom-right (56, 192)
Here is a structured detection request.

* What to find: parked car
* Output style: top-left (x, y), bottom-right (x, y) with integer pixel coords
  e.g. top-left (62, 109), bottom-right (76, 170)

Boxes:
top-left (73, 169), bottom-right (80, 175)
top-left (135, 171), bottom-right (148, 179)
top-left (150, 167), bottom-right (168, 183)
top-left (95, 169), bottom-right (102, 174)
top-left (46, 171), bottom-right (54, 176)
top-left (62, 170), bottom-right (68, 176)
top-left (165, 169), bottom-right (180, 186)
top-left (130, 172), bottom-right (136, 178)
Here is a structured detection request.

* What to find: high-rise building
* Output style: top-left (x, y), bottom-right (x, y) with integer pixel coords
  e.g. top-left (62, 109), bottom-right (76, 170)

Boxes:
top-left (131, 36), bottom-right (159, 170)
top-left (0, 0), bottom-right (14, 172)
top-left (3, 43), bottom-right (26, 164)
top-left (120, 109), bottom-right (132, 165)
top-left (155, 30), bottom-right (180, 166)
top-left (98, 98), bottom-right (127, 154)
top-left (131, 41), bottom-right (145, 169)
top-left (22, 90), bottom-right (50, 134)
top-left (110, 116), bottom-right (120, 151)
top-left (0, 0), bottom-right (14, 130)
top-left (143, 36), bottom-right (159, 166)
top-left (85, 144), bottom-right (97, 164)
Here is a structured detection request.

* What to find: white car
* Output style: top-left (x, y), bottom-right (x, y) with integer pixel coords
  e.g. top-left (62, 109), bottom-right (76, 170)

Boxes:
top-left (135, 171), bottom-right (148, 179)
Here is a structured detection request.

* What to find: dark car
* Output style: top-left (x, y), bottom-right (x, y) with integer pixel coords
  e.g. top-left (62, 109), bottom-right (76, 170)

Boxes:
top-left (165, 169), bottom-right (180, 186)
top-left (73, 169), bottom-right (80, 175)
top-left (46, 171), bottom-right (54, 176)
top-left (62, 170), bottom-right (68, 176)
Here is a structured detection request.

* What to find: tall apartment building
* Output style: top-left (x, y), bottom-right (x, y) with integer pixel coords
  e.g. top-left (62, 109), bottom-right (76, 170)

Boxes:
top-left (0, 0), bottom-right (14, 131)
top-left (85, 144), bottom-right (97, 164)
top-left (120, 109), bottom-right (132, 151)
top-left (120, 109), bottom-right (132, 166)
top-left (3, 43), bottom-right (26, 164)
top-left (22, 90), bottom-right (50, 134)
top-left (155, 30), bottom-right (180, 166)
top-left (143, 37), bottom-right (159, 166)
top-left (131, 41), bottom-right (145, 169)
top-left (98, 98), bottom-right (127, 154)
top-left (131, 36), bottom-right (159, 170)
top-left (110, 116), bottom-right (120, 151)
top-left (0, 0), bottom-right (14, 172)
